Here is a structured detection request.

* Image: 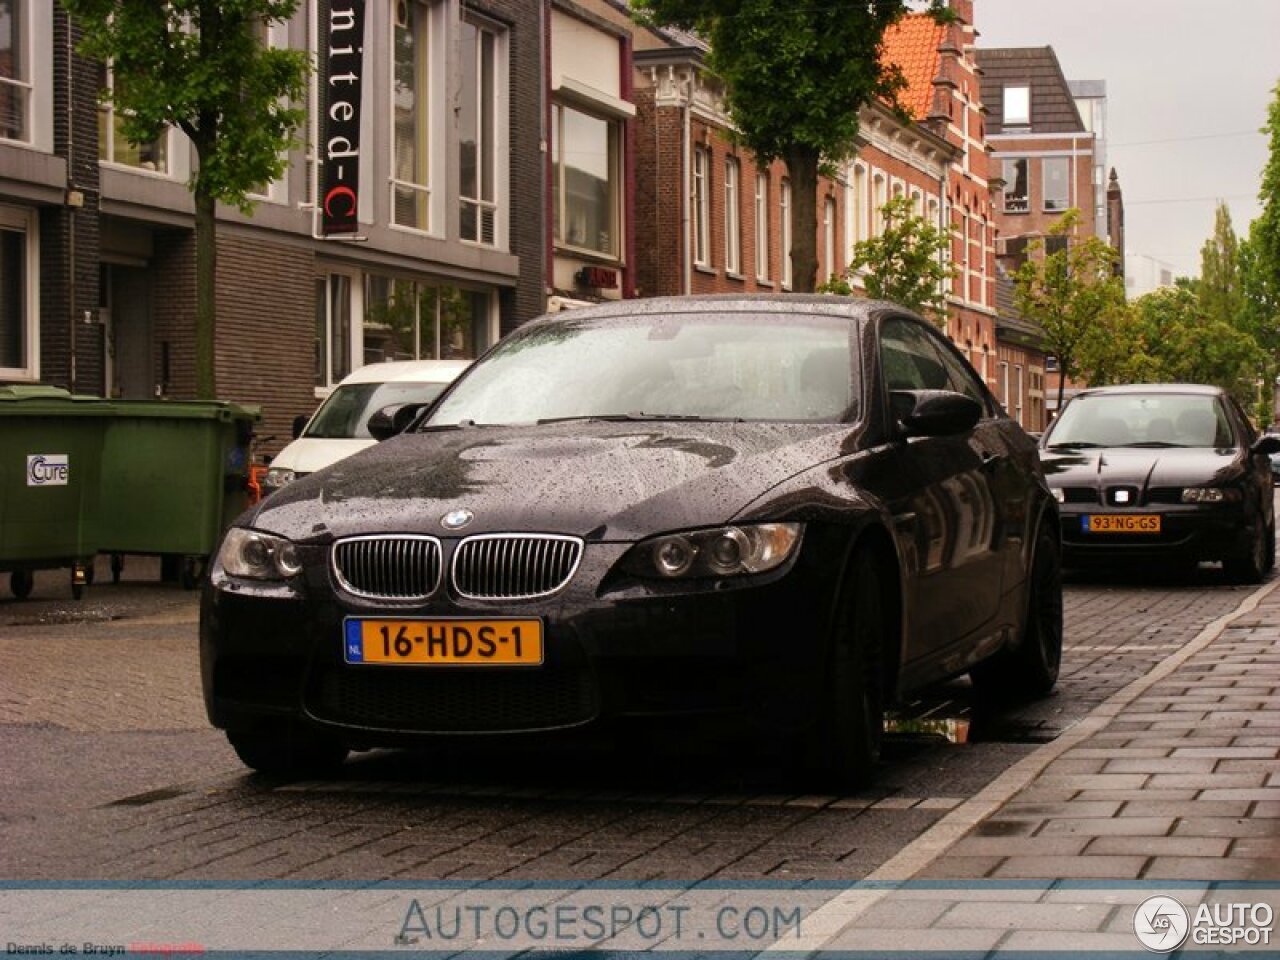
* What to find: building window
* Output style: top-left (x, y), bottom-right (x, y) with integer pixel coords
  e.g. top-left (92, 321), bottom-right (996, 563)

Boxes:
top-left (460, 15), bottom-right (506, 246)
top-left (1004, 84), bottom-right (1030, 126)
top-left (1003, 158), bottom-right (1028, 213)
top-left (823, 196), bottom-right (836, 281)
top-left (393, 0), bottom-right (433, 230)
top-left (315, 273), bottom-right (353, 389)
top-left (852, 164), bottom-right (867, 244)
top-left (0, 0), bottom-right (29, 142)
top-left (248, 17), bottom-right (289, 204)
top-left (1014, 363), bottom-right (1025, 425)
top-left (552, 103), bottom-right (620, 257)
top-left (780, 178), bottom-right (792, 289)
top-left (1045, 235), bottom-right (1068, 256)
top-left (1043, 156), bottom-right (1069, 212)
top-left (364, 277), bottom-right (494, 363)
top-left (693, 145), bottom-right (710, 268)
top-left (754, 171), bottom-right (769, 281)
top-left (0, 205), bottom-right (36, 381)
top-left (97, 63), bottom-right (170, 173)
top-left (998, 361), bottom-right (1010, 408)
top-left (724, 157), bottom-right (741, 274)
top-left (873, 173), bottom-right (887, 234)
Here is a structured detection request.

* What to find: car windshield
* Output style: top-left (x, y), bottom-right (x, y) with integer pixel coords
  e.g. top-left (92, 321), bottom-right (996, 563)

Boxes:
top-left (1046, 393), bottom-right (1235, 449)
top-left (305, 381), bottom-right (450, 439)
top-left (425, 313), bottom-right (857, 426)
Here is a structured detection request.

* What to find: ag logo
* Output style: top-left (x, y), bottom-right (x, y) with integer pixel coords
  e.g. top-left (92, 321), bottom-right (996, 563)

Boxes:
top-left (1134, 895), bottom-right (1190, 952)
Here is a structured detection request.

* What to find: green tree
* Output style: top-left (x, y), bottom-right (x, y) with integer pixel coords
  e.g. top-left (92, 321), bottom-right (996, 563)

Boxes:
top-left (1128, 286), bottom-right (1264, 409)
top-left (821, 194), bottom-right (954, 323)
top-left (64, 0), bottom-right (310, 398)
top-left (1243, 82), bottom-right (1280, 359)
top-left (1013, 210), bottom-right (1127, 413)
top-left (1199, 201), bottom-right (1245, 328)
top-left (631, 0), bottom-right (950, 293)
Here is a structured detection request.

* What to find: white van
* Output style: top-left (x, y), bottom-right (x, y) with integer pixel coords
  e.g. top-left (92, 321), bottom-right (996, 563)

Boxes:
top-left (262, 359), bottom-right (470, 494)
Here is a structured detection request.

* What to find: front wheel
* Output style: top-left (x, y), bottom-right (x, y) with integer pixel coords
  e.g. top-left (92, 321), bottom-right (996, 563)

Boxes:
top-left (227, 728), bottom-right (348, 778)
top-left (971, 522), bottom-right (1063, 699)
top-left (1224, 517), bottom-right (1268, 585)
top-left (804, 549), bottom-right (888, 790)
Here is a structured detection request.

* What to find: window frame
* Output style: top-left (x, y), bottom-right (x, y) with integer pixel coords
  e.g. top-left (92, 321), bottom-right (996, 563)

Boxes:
top-left (780, 178), bottom-right (792, 289)
top-left (1003, 84), bottom-right (1030, 126)
top-left (97, 62), bottom-right (180, 178)
top-left (459, 12), bottom-right (508, 249)
top-left (1042, 156), bottom-right (1070, 212)
top-left (0, 203), bottom-right (38, 382)
top-left (724, 156), bottom-right (741, 275)
top-left (390, 0), bottom-right (442, 234)
top-left (551, 101), bottom-right (622, 259)
top-left (754, 171), bottom-right (770, 282)
top-left (693, 144), bottom-right (710, 268)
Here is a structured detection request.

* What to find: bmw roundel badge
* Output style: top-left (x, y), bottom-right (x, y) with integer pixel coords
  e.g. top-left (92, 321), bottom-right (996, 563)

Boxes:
top-left (441, 508), bottom-right (474, 530)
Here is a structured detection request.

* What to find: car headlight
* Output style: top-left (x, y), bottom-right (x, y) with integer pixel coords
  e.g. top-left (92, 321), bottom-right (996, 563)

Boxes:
top-left (1051, 487), bottom-right (1065, 504)
top-left (216, 528), bottom-right (303, 580)
top-left (624, 523), bottom-right (803, 579)
top-left (263, 467), bottom-right (297, 491)
top-left (1181, 487), bottom-right (1241, 504)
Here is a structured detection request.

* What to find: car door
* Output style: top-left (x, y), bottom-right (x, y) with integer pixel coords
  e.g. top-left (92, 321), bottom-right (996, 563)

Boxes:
top-left (878, 315), bottom-right (1005, 663)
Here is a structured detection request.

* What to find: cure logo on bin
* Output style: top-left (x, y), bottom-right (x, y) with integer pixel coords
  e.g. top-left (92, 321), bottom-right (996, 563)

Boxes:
top-left (27, 454), bottom-right (70, 487)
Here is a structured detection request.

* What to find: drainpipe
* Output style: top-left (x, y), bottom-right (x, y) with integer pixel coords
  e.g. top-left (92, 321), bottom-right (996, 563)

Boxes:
top-left (681, 68), bottom-right (691, 295)
top-left (66, 10), bottom-right (78, 392)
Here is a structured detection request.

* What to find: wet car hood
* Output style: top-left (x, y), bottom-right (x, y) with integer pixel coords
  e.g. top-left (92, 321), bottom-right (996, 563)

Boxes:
top-left (1040, 446), bottom-right (1245, 491)
top-left (250, 420), bottom-right (852, 543)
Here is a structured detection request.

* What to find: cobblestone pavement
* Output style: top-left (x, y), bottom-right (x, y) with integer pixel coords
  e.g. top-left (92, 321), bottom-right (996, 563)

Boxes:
top-left (0, 553), bottom-right (1267, 889)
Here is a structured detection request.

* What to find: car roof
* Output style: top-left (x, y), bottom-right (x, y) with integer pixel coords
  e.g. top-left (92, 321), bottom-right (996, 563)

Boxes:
top-left (1073, 383), bottom-right (1225, 399)
top-left (338, 359), bottom-right (472, 386)
top-left (530, 293), bottom-right (899, 325)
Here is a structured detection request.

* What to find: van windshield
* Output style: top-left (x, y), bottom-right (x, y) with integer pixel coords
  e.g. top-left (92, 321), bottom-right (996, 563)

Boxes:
top-left (304, 381), bottom-right (450, 439)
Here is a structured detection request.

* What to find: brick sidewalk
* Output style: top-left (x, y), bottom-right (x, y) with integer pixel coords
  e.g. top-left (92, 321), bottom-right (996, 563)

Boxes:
top-left (810, 577), bottom-right (1280, 952)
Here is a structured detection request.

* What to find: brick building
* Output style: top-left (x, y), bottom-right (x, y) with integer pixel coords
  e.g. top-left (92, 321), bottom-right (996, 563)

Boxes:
top-left (3, 2), bottom-right (546, 453)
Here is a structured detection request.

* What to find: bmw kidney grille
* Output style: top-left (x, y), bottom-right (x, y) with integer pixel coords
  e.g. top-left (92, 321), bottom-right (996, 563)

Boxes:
top-left (331, 533), bottom-right (583, 600)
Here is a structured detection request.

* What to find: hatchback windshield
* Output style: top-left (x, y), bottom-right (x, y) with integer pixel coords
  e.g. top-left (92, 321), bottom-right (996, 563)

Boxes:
top-left (426, 313), bottom-right (857, 426)
top-left (1047, 393), bottom-right (1235, 449)
top-left (305, 381), bottom-right (451, 439)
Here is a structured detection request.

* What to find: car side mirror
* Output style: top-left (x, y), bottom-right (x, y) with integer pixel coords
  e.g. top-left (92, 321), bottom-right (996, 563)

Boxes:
top-left (891, 389), bottom-right (983, 438)
top-left (368, 402), bottom-right (429, 441)
top-left (1252, 435), bottom-right (1280, 457)
top-left (291, 414), bottom-right (309, 440)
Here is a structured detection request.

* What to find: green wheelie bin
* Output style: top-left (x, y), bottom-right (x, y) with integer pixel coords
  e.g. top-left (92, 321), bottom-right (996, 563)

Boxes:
top-left (93, 401), bottom-right (261, 588)
top-left (0, 386), bottom-right (112, 600)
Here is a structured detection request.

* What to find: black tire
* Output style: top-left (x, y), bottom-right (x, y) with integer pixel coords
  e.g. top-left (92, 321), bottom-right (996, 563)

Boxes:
top-left (10, 570), bottom-right (34, 600)
top-left (227, 728), bottom-right (348, 777)
top-left (110, 554), bottom-right (124, 584)
top-left (806, 549), bottom-right (887, 790)
top-left (1224, 518), bottom-right (1267, 585)
top-left (1266, 521), bottom-right (1276, 575)
top-left (180, 557), bottom-right (200, 591)
top-left (971, 522), bottom-right (1063, 699)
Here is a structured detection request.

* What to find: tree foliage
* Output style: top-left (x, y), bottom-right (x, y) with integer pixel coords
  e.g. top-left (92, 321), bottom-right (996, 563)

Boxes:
top-left (821, 194), bottom-right (953, 322)
top-left (1199, 201), bottom-right (1245, 330)
top-left (1242, 81), bottom-right (1280, 357)
top-left (1012, 210), bottom-right (1127, 412)
top-left (64, 0), bottom-right (310, 398)
top-left (631, 0), bottom-right (949, 293)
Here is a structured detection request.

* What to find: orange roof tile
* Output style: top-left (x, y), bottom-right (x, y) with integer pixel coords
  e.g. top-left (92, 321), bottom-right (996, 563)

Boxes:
top-left (881, 15), bottom-right (946, 120)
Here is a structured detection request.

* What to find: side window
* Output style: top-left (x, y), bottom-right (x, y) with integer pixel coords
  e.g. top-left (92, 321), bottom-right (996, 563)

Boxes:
top-left (879, 316), bottom-right (950, 392)
top-left (928, 334), bottom-right (992, 415)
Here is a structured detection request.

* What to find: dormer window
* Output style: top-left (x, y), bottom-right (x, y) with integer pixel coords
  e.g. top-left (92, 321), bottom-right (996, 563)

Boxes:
top-left (1004, 84), bottom-right (1030, 126)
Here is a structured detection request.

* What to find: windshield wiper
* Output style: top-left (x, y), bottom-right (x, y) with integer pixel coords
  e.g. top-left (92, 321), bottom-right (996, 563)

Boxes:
top-left (1046, 441), bottom-right (1105, 450)
top-left (536, 412), bottom-right (744, 425)
top-left (1127, 441), bottom-right (1188, 448)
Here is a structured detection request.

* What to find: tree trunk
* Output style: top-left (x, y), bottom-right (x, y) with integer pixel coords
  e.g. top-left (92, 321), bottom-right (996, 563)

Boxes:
top-left (785, 145), bottom-right (820, 294)
top-left (194, 187), bottom-right (217, 399)
top-left (1055, 358), bottom-right (1069, 419)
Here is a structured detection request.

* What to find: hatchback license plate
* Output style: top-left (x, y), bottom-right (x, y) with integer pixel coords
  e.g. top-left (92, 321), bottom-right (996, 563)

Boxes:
top-left (1082, 514), bottom-right (1161, 534)
top-left (343, 618), bottom-right (543, 666)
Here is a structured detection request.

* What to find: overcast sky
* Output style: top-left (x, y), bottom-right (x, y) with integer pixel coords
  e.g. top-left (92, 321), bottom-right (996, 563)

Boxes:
top-left (974, 0), bottom-right (1280, 278)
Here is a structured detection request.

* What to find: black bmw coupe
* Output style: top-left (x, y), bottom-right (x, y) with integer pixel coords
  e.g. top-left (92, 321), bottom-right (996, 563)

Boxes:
top-left (1040, 383), bottom-right (1279, 581)
top-left (201, 296), bottom-right (1061, 785)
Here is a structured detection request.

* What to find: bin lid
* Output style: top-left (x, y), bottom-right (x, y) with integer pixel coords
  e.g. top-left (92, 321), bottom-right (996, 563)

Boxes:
top-left (103, 400), bottom-right (262, 422)
top-left (0, 385), bottom-right (115, 414)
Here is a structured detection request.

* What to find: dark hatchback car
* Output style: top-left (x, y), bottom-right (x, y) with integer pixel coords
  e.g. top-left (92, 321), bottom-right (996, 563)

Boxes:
top-left (201, 296), bottom-right (1061, 786)
top-left (1040, 384), bottom-right (1280, 581)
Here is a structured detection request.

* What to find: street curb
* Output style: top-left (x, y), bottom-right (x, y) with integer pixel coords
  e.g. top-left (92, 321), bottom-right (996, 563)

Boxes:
top-left (774, 575), bottom-right (1280, 951)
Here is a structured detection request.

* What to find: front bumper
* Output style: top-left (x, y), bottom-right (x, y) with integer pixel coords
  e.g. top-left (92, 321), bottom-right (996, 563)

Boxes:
top-left (1057, 503), bottom-right (1255, 565)
top-left (200, 533), bottom-right (842, 746)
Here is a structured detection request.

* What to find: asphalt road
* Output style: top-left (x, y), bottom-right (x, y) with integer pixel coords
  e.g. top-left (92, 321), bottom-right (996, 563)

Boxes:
top-left (0, 552), bottom-right (1266, 881)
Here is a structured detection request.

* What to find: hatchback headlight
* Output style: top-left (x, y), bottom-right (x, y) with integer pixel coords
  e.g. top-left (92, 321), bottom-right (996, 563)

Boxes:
top-left (263, 467), bottom-right (297, 492)
top-left (216, 528), bottom-right (303, 580)
top-left (1051, 487), bottom-right (1065, 504)
top-left (1181, 487), bottom-right (1240, 504)
top-left (624, 523), bottom-right (803, 579)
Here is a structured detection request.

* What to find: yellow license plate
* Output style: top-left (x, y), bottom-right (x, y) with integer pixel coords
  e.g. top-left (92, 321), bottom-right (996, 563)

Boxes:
top-left (343, 618), bottom-right (543, 666)
top-left (1082, 514), bottom-right (1162, 534)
